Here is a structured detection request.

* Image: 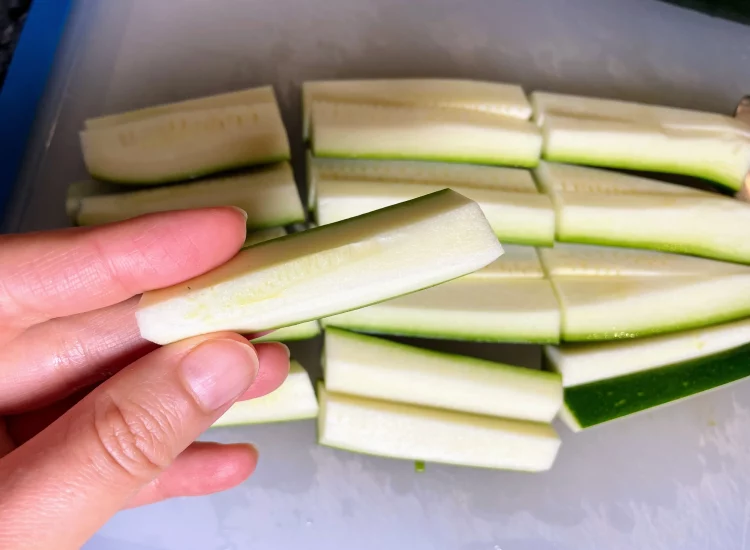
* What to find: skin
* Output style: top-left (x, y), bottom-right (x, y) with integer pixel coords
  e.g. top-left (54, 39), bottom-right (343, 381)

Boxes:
top-left (0, 207), bottom-right (290, 549)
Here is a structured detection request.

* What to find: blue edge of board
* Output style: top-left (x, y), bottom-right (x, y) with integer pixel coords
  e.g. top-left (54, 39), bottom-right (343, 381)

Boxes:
top-left (0, 0), bottom-right (73, 225)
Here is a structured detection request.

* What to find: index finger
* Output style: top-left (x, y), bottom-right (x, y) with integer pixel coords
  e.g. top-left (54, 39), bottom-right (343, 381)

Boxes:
top-left (0, 207), bottom-right (246, 335)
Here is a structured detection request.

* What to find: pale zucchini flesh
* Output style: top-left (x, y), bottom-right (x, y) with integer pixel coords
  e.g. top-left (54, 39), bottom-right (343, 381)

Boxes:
top-left (553, 275), bottom-right (750, 341)
top-left (539, 242), bottom-right (750, 278)
top-left (76, 163), bottom-right (305, 228)
top-left (317, 385), bottom-right (561, 472)
top-left (546, 317), bottom-right (750, 388)
top-left (85, 86), bottom-right (277, 130)
top-left (559, 342), bottom-right (750, 431)
top-left (532, 92), bottom-right (750, 191)
top-left (136, 189), bottom-right (503, 345)
top-left (303, 79), bottom-right (532, 140)
top-left (324, 278), bottom-right (560, 344)
top-left (536, 162), bottom-right (750, 264)
top-left (65, 180), bottom-right (122, 222)
top-left (212, 360), bottom-right (318, 427)
top-left (466, 244), bottom-right (544, 280)
top-left (252, 320), bottom-right (321, 343)
top-left (81, 102), bottom-right (290, 184)
top-left (307, 155), bottom-right (538, 210)
top-left (315, 178), bottom-right (555, 246)
top-left (311, 101), bottom-right (542, 168)
top-left (324, 328), bottom-right (562, 422)
top-left (242, 227), bottom-right (288, 249)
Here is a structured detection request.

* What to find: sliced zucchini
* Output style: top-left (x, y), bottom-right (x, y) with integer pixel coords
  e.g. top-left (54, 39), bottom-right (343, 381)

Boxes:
top-left (324, 328), bottom-right (561, 422)
top-left (212, 360), bottom-right (318, 427)
top-left (80, 102), bottom-right (290, 184)
top-left (536, 162), bottom-right (750, 264)
top-left (467, 245), bottom-right (544, 280)
top-left (307, 155), bottom-right (538, 211)
top-left (85, 86), bottom-right (277, 130)
top-left (557, 342), bottom-right (750, 432)
top-left (136, 189), bottom-right (503, 345)
top-left (553, 274), bottom-right (750, 341)
top-left (310, 101), bottom-right (542, 168)
top-left (539, 243), bottom-right (750, 278)
top-left (324, 278), bottom-right (560, 344)
top-left (546, 317), bottom-right (750, 388)
top-left (303, 79), bottom-right (532, 140)
top-left (65, 180), bottom-right (122, 222)
top-left (75, 163), bottom-right (305, 229)
top-left (252, 320), bottom-right (321, 343)
top-left (532, 92), bottom-right (750, 191)
top-left (315, 178), bottom-right (555, 246)
top-left (318, 385), bottom-right (559, 471)
top-left (242, 227), bottom-right (288, 249)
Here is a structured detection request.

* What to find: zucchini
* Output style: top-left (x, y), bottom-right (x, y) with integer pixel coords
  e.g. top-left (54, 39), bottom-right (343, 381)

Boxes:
top-left (546, 317), bottom-right (750, 388)
top-left (658, 1), bottom-right (750, 26)
top-left (307, 155), bottom-right (538, 211)
top-left (468, 244), bottom-right (544, 280)
top-left (75, 163), bottom-right (305, 229)
top-left (552, 275), bottom-right (750, 341)
top-left (315, 178), bottom-right (555, 246)
top-left (310, 101), bottom-right (542, 168)
top-left (212, 360), bottom-right (318, 427)
top-left (80, 102), bottom-right (290, 184)
top-left (242, 227), bottom-right (288, 249)
top-left (536, 162), bottom-right (750, 264)
top-left (65, 179), bottom-right (122, 222)
top-left (252, 320), bottom-right (321, 343)
top-left (324, 278), bottom-right (560, 344)
top-left (539, 243), bottom-right (750, 278)
top-left (85, 86), bottom-right (277, 130)
top-left (317, 385), bottom-right (561, 472)
top-left (532, 92), bottom-right (750, 192)
top-left (324, 328), bottom-right (562, 422)
top-left (136, 189), bottom-right (503, 345)
top-left (552, 341), bottom-right (750, 432)
top-left (302, 79), bottom-right (532, 141)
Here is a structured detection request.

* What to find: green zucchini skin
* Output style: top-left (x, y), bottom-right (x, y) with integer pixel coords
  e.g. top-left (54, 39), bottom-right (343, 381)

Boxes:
top-left (564, 342), bottom-right (750, 429)
top-left (659, 0), bottom-right (750, 25)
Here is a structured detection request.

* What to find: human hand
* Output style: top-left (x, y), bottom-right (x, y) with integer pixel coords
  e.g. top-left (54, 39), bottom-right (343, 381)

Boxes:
top-left (0, 208), bottom-right (290, 549)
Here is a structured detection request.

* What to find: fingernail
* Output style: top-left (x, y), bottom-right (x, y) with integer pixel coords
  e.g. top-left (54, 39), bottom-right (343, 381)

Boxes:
top-left (229, 206), bottom-right (248, 221)
top-left (180, 339), bottom-right (259, 411)
top-left (279, 343), bottom-right (291, 359)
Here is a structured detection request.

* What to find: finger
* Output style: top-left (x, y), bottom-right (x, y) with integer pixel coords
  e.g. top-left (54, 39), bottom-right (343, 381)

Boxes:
top-left (0, 207), bottom-right (246, 336)
top-left (237, 342), bottom-right (290, 401)
top-left (0, 419), bottom-right (14, 458)
top-left (0, 332), bottom-right (272, 549)
top-left (0, 298), bottom-right (153, 414)
top-left (2, 342), bottom-right (289, 431)
top-left (125, 442), bottom-right (257, 509)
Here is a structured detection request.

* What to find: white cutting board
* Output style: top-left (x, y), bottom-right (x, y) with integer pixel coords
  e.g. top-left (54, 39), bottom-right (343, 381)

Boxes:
top-left (8, 1), bottom-right (750, 548)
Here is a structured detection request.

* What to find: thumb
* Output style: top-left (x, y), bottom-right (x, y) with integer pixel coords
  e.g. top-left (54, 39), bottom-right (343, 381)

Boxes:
top-left (0, 333), bottom-right (258, 550)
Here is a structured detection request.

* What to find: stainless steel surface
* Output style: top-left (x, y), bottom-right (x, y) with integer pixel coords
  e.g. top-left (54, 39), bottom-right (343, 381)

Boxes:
top-left (8, 1), bottom-right (750, 548)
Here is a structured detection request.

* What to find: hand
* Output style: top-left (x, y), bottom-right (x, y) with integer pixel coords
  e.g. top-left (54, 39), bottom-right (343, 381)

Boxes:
top-left (0, 208), bottom-right (290, 549)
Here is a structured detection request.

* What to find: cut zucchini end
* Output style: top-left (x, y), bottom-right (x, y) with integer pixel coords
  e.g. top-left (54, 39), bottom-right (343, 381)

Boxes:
top-left (313, 149), bottom-right (540, 169)
top-left (557, 403), bottom-right (584, 433)
top-left (211, 360), bottom-right (318, 427)
top-left (85, 154), bottom-right (292, 186)
top-left (323, 321), bottom-right (561, 345)
top-left (324, 327), bottom-right (562, 422)
top-left (318, 385), bottom-right (561, 472)
top-left (556, 234), bottom-right (750, 267)
top-left (137, 189), bottom-right (502, 345)
top-left (252, 320), bottom-right (321, 343)
top-left (561, 343), bottom-right (750, 430)
top-left (543, 150), bottom-right (743, 193)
